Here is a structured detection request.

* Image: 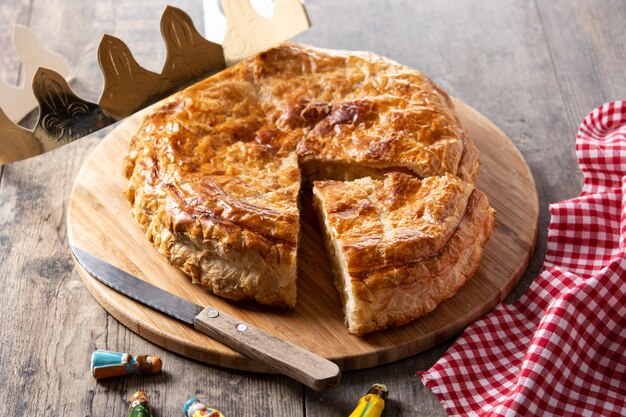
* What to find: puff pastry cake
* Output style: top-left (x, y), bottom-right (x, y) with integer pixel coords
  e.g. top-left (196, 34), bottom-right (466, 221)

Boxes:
top-left (123, 42), bottom-right (493, 329)
top-left (313, 173), bottom-right (496, 335)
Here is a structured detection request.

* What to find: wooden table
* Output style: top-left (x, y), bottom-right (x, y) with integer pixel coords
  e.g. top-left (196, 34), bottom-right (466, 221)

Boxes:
top-left (0, 1), bottom-right (624, 415)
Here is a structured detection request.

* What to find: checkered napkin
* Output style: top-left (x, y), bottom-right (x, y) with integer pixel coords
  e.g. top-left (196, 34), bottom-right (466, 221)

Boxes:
top-left (420, 101), bottom-right (626, 416)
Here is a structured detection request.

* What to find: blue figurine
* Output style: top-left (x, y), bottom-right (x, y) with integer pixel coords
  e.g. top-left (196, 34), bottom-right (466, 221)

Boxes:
top-left (91, 349), bottom-right (162, 379)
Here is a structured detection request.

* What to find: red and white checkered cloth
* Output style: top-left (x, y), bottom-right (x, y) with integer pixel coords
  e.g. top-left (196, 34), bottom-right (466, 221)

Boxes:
top-left (420, 101), bottom-right (626, 416)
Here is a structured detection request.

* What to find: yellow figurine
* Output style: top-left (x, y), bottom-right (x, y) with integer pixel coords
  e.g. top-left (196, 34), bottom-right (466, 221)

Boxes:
top-left (348, 383), bottom-right (388, 417)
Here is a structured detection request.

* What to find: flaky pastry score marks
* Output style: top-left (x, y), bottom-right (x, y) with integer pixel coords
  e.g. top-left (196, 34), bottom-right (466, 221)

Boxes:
top-left (123, 42), bottom-right (491, 326)
top-left (313, 173), bottom-right (496, 335)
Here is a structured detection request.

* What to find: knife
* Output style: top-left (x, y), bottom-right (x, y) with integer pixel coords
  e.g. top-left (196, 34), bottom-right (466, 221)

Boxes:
top-left (71, 245), bottom-right (341, 391)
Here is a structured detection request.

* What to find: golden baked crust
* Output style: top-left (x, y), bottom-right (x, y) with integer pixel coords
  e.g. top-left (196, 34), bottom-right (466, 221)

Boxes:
top-left (124, 42), bottom-right (483, 311)
top-left (266, 47), bottom-right (480, 183)
top-left (312, 173), bottom-right (496, 335)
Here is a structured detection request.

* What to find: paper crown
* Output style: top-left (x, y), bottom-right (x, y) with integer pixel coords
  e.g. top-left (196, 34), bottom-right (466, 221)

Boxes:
top-left (0, 0), bottom-right (310, 165)
top-left (0, 24), bottom-right (72, 124)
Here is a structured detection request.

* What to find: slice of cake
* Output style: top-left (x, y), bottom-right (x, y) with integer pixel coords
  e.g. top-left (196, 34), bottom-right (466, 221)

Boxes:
top-left (312, 172), bottom-right (496, 335)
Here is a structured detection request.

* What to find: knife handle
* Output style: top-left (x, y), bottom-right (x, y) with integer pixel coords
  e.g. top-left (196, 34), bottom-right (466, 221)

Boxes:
top-left (193, 306), bottom-right (341, 391)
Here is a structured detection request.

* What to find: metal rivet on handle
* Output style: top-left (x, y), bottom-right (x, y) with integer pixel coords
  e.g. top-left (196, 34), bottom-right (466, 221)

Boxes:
top-left (236, 323), bottom-right (247, 332)
top-left (207, 309), bottom-right (219, 318)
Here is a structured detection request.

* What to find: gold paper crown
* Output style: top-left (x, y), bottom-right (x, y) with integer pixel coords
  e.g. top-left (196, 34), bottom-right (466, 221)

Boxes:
top-left (0, 0), bottom-right (310, 165)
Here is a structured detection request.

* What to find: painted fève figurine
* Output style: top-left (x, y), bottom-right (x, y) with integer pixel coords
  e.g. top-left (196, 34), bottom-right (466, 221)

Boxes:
top-left (129, 391), bottom-right (153, 417)
top-left (348, 383), bottom-right (388, 417)
top-left (184, 397), bottom-right (225, 417)
top-left (91, 349), bottom-right (163, 379)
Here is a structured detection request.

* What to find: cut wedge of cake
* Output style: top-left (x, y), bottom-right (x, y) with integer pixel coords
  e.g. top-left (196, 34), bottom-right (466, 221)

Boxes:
top-left (312, 173), bottom-right (496, 335)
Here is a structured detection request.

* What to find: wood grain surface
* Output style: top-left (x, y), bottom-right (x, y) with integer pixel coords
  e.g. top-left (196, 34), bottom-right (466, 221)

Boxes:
top-left (1, 1), bottom-right (625, 416)
top-left (67, 97), bottom-right (538, 373)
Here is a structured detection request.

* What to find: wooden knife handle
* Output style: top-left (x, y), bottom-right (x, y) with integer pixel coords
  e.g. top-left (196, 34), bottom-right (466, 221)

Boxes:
top-left (194, 306), bottom-right (341, 391)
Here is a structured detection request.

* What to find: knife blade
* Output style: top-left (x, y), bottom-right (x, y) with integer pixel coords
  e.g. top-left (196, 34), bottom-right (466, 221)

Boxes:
top-left (71, 245), bottom-right (341, 391)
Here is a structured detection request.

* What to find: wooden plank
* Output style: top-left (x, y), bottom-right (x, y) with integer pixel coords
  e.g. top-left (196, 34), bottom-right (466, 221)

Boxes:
top-left (0, 1), bottom-right (303, 416)
top-left (0, 1), bottom-right (32, 182)
top-left (0, 1), bottom-right (30, 85)
top-left (297, 0), bottom-right (580, 415)
top-left (536, 0), bottom-right (626, 133)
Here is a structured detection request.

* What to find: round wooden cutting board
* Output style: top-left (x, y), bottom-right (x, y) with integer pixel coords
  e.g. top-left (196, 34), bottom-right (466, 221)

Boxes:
top-left (67, 98), bottom-right (538, 372)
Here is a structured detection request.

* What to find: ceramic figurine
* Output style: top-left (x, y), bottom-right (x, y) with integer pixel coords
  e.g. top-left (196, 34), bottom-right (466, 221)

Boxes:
top-left (129, 391), bottom-right (153, 417)
top-left (348, 383), bottom-right (388, 417)
top-left (91, 349), bottom-right (162, 379)
top-left (183, 397), bottom-right (225, 417)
